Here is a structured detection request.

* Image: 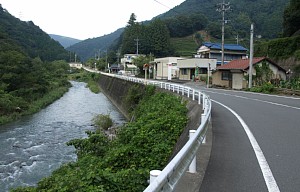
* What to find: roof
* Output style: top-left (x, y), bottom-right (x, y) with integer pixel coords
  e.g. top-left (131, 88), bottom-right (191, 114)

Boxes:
top-left (217, 57), bottom-right (286, 72)
top-left (203, 42), bottom-right (248, 52)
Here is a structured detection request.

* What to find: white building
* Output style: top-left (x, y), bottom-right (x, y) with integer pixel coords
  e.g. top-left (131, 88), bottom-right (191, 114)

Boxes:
top-left (177, 58), bottom-right (217, 81)
top-left (69, 62), bottom-right (83, 69)
top-left (153, 57), bottom-right (184, 80)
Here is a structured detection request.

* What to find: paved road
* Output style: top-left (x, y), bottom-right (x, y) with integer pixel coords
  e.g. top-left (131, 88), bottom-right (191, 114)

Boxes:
top-left (185, 83), bottom-right (300, 192)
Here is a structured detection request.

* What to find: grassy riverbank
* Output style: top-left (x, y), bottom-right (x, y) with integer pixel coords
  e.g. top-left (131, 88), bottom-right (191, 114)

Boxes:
top-left (0, 84), bottom-right (70, 126)
top-left (68, 69), bottom-right (101, 93)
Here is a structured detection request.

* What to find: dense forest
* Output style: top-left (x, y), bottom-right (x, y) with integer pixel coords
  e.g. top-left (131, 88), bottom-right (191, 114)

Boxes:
top-left (0, 5), bottom-right (71, 124)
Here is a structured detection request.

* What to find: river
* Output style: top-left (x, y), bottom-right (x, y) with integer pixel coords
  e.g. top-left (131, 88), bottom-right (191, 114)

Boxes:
top-left (0, 81), bottom-right (126, 192)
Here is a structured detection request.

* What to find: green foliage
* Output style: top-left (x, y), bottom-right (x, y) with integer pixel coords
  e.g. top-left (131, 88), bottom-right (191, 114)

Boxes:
top-left (250, 82), bottom-right (275, 94)
top-left (0, 5), bottom-right (69, 61)
top-left (279, 77), bottom-right (300, 90)
top-left (254, 36), bottom-right (300, 60)
top-left (67, 131), bottom-right (110, 158)
top-left (283, 0), bottom-right (300, 37)
top-left (170, 35), bottom-right (199, 57)
top-left (69, 70), bottom-right (101, 93)
top-left (93, 114), bottom-right (113, 131)
top-left (14, 87), bottom-right (188, 191)
top-left (164, 13), bottom-right (208, 38)
top-left (254, 61), bottom-right (274, 86)
top-left (124, 84), bottom-right (156, 113)
top-left (121, 17), bottom-right (174, 57)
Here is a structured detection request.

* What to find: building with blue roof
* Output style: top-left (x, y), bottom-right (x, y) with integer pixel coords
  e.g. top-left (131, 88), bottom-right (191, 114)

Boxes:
top-left (196, 42), bottom-right (248, 65)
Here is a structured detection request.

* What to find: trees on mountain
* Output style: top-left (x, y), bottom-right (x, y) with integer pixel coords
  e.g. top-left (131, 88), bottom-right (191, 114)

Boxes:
top-left (120, 14), bottom-right (174, 57)
top-left (283, 0), bottom-right (300, 37)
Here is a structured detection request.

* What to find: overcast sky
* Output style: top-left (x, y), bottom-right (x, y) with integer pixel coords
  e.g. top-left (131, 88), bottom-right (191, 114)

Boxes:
top-left (1, 0), bottom-right (185, 40)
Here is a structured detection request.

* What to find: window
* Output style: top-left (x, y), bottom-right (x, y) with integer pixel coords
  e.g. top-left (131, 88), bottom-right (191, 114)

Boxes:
top-left (182, 69), bottom-right (188, 75)
top-left (221, 71), bottom-right (232, 80)
top-left (199, 68), bottom-right (208, 74)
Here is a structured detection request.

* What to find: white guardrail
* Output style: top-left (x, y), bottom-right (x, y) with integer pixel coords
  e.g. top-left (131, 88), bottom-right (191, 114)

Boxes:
top-left (88, 69), bottom-right (212, 192)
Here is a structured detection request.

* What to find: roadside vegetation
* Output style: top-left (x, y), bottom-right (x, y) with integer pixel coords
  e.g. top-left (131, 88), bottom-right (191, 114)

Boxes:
top-left (12, 85), bottom-right (188, 192)
top-left (245, 61), bottom-right (300, 94)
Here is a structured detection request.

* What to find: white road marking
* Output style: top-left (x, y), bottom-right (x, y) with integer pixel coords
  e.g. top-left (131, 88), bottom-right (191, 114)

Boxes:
top-left (204, 87), bottom-right (300, 100)
top-left (213, 100), bottom-right (280, 192)
top-left (205, 90), bottom-right (300, 110)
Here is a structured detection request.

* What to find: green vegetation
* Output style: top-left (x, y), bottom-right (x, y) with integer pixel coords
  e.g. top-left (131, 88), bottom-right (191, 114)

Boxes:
top-left (170, 35), bottom-right (199, 57)
top-left (93, 113), bottom-right (113, 131)
top-left (0, 5), bottom-right (69, 61)
top-left (283, 0), bottom-right (300, 37)
top-left (12, 86), bottom-right (188, 192)
top-left (0, 5), bottom-right (73, 125)
top-left (121, 14), bottom-right (174, 57)
top-left (0, 56), bottom-right (71, 125)
top-left (69, 69), bottom-right (101, 93)
top-left (254, 36), bottom-right (300, 60)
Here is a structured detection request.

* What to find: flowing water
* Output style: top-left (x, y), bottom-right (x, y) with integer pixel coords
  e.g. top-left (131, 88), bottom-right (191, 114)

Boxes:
top-left (0, 81), bottom-right (126, 191)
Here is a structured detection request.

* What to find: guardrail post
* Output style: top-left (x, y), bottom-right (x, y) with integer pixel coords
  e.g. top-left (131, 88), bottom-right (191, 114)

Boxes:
top-left (198, 91), bottom-right (201, 105)
top-left (201, 113), bottom-right (207, 144)
top-left (150, 170), bottom-right (162, 184)
top-left (182, 87), bottom-right (185, 96)
top-left (173, 85), bottom-right (175, 92)
top-left (177, 85), bottom-right (180, 94)
top-left (188, 130), bottom-right (197, 173)
top-left (160, 82), bottom-right (163, 89)
top-left (187, 88), bottom-right (190, 98)
top-left (192, 89), bottom-right (195, 100)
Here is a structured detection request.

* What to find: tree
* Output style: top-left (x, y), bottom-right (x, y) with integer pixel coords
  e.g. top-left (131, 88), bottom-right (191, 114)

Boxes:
top-left (283, 0), bottom-right (300, 37)
top-left (147, 19), bottom-right (174, 57)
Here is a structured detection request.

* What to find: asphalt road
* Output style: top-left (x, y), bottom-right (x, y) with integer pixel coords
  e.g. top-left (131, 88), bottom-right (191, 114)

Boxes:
top-left (185, 83), bottom-right (300, 192)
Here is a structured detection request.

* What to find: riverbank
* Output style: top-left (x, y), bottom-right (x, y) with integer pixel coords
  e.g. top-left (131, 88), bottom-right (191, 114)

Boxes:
top-left (0, 84), bottom-right (71, 126)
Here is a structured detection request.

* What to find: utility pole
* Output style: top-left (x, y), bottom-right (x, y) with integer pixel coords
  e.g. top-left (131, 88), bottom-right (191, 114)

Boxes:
top-left (217, 0), bottom-right (231, 65)
top-left (248, 23), bottom-right (254, 88)
top-left (134, 37), bottom-right (139, 55)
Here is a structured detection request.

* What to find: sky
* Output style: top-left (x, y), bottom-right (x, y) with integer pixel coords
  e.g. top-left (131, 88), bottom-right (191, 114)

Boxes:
top-left (0, 0), bottom-right (186, 40)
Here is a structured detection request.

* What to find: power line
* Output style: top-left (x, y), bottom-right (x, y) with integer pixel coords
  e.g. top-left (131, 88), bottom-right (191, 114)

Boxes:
top-left (153, 0), bottom-right (173, 10)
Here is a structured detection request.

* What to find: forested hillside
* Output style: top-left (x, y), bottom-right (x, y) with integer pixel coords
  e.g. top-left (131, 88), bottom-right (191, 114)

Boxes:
top-left (0, 5), bottom-right (71, 124)
top-left (0, 6), bottom-right (69, 61)
top-left (68, 0), bottom-right (289, 62)
top-left (67, 28), bottom-right (124, 61)
top-left (162, 0), bottom-right (288, 39)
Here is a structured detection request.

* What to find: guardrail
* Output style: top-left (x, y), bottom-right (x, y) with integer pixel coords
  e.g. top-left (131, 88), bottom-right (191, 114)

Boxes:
top-left (85, 69), bottom-right (212, 192)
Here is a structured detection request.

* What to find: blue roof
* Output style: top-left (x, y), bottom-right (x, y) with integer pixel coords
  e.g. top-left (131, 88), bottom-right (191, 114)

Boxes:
top-left (203, 42), bottom-right (248, 51)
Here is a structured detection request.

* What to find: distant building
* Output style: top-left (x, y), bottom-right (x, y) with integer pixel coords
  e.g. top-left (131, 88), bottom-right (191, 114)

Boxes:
top-left (120, 54), bottom-right (142, 75)
top-left (212, 57), bottom-right (286, 89)
top-left (69, 62), bottom-right (82, 69)
top-left (153, 57), bottom-right (184, 80)
top-left (196, 42), bottom-right (248, 65)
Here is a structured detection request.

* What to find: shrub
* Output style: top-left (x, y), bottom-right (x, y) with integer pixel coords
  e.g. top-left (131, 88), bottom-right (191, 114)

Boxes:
top-left (93, 113), bottom-right (113, 131)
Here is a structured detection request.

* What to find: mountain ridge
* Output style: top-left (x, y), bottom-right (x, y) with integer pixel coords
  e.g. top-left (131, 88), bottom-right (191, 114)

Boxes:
top-left (49, 34), bottom-right (82, 48)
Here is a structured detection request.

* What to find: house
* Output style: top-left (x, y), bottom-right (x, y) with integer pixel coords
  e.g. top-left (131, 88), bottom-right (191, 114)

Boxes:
top-left (120, 54), bottom-right (143, 75)
top-left (153, 57), bottom-right (184, 80)
top-left (177, 58), bottom-right (217, 81)
top-left (212, 57), bottom-right (287, 89)
top-left (69, 62), bottom-right (83, 69)
top-left (196, 42), bottom-right (248, 65)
